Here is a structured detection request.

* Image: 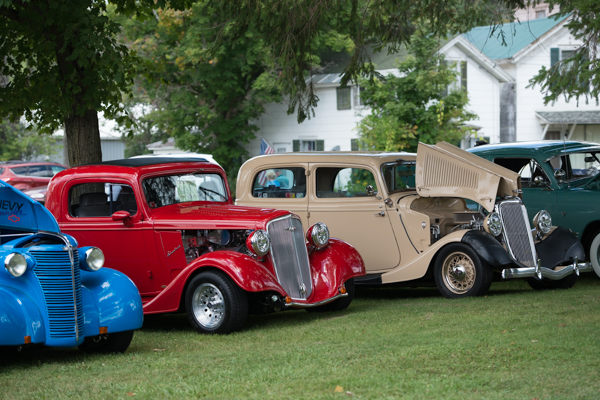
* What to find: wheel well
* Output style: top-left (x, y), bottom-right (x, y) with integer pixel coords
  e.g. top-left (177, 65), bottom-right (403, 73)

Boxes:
top-left (581, 221), bottom-right (600, 251)
top-left (178, 266), bottom-right (233, 312)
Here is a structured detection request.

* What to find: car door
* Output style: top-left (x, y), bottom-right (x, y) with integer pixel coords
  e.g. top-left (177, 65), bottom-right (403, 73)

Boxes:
top-left (58, 179), bottom-right (158, 297)
top-left (307, 163), bottom-right (400, 273)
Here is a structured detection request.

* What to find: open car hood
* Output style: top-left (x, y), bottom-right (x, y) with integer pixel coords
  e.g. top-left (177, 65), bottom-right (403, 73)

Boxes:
top-left (415, 142), bottom-right (521, 212)
top-left (0, 182), bottom-right (60, 233)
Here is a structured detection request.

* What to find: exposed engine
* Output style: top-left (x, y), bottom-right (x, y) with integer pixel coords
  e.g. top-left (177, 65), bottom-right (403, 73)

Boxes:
top-left (181, 229), bottom-right (251, 263)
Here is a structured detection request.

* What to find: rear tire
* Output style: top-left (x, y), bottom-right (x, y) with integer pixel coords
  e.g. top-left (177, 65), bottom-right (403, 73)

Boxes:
top-left (306, 279), bottom-right (355, 313)
top-left (78, 330), bottom-right (134, 354)
top-left (185, 271), bottom-right (248, 334)
top-left (434, 244), bottom-right (493, 299)
top-left (587, 230), bottom-right (600, 278)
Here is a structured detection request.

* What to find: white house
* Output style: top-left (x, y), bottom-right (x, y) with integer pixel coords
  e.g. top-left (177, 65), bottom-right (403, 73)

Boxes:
top-left (461, 14), bottom-right (600, 143)
top-left (248, 37), bottom-right (511, 156)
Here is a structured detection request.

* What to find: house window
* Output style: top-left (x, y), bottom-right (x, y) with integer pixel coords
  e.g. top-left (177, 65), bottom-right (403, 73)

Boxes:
top-left (351, 139), bottom-right (359, 151)
top-left (337, 87), bottom-right (351, 110)
top-left (536, 10), bottom-right (546, 19)
top-left (444, 61), bottom-right (468, 95)
top-left (353, 86), bottom-right (365, 108)
top-left (293, 140), bottom-right (325, 152)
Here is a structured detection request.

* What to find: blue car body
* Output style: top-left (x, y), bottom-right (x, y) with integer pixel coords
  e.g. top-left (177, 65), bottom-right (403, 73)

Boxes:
top-left (0, 181), bottom-right (143, 348)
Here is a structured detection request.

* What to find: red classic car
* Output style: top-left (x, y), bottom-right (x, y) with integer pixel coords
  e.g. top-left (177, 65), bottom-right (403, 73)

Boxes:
top-left (45, 157), bottom-right (365, 334)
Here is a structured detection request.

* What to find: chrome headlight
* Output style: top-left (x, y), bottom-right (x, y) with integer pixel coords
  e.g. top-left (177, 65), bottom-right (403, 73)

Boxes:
top-left (246, 229), bottom-right (270, 256)
top-left (533, 210), bottom-right (552, 235)
top-left (84, 247), bottom-right (105, 271)
top-left (483, 212), bottom-right (502, 237)
top-left (5, 253), bottom-right (28, 277)
top-left (306, 222), bottom-right (330, 249)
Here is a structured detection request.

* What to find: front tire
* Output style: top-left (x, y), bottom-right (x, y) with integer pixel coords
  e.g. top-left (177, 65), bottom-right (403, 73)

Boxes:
top-left (434, 244), bottom-right (493, 299)
top-left (306, 279), bottom-right (355, 313)
top-left (527, 273), bottom-right (577, 290)
top-left (78, 330), bottom-right (134, 354)
top-left (185, 271), bottom-right (248, 334)
top-left (587, 230), bottom-right (600, 278)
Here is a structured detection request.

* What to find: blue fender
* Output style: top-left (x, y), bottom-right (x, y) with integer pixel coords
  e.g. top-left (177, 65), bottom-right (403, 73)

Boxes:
top-left (0, 286), bottom-right (45, 346)
top-left (80, 268), bottom-right (143, 335)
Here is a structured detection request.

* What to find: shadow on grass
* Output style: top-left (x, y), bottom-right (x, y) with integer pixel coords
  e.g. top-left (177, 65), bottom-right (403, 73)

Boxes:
top-left (0, 345), bottom-right (99, 369)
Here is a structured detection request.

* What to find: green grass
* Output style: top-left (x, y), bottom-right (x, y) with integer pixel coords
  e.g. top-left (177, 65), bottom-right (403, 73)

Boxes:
top-left (2, 277), bottom-right (600, 399)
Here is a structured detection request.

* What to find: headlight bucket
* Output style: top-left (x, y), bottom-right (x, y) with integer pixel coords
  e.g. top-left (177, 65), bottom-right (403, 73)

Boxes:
top-left (80, 247), bottom-right (105, 272)
top-left (483, 212), bottom-right (503, 237)
top-left (533, 210), bottom-right (552, 235)
top-left (5, 253), bottom-right (29, 277)
top-left (306, 222), bottom-right (330, 249)
top-left (246, 230), bottom-right (270, 256)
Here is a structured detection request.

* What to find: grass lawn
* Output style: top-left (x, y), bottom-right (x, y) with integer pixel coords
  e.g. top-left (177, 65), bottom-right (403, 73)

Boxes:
top-left (2, 277), bottom-right (600, 399)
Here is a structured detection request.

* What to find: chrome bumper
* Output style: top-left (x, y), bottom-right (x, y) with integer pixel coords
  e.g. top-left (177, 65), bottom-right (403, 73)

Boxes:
top-left (502, 258), bottom-right (593, 280)
top-left (285, 292), bottom-right (348, 308)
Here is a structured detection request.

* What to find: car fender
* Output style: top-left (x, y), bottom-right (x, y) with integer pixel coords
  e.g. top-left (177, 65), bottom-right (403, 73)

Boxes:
top-left (535, 226), bottom-right (586, 269)
top-left (306, 238), bottom-right (366, 303)
top-left (461, 230), bottom-right (513, 267)
top-left (0, 286), bottom-right (46, 346)
top-left (143, 251), bottom-right (285, 314)
top-left (80, 268), bottom-right (144, 335)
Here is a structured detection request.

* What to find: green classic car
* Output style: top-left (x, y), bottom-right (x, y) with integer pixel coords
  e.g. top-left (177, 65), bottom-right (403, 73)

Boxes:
top-left (469, 141), bottom-right (600, 278)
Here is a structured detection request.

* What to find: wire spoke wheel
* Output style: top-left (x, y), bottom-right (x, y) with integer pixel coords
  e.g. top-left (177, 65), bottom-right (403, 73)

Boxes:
top-left (192, 283), bottom-right (226, 329)
top-left (442, 252), bottom-right (476, 294)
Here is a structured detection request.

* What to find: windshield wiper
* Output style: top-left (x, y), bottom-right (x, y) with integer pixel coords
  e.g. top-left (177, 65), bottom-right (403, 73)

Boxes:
top-left (198, 186), bottom-right (226, 201)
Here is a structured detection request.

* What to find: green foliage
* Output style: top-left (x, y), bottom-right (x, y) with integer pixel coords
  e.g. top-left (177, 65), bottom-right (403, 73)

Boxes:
top-left (117, 3), bottom-right (285, 180)
top-left (356, 31), bottom-right (478, 153)
top-left (207, 0), bottom-right (525, 122)
top-left (528, 0), bottom-right (600, 104)
top-left (0, 120), bottom-right (59, 161)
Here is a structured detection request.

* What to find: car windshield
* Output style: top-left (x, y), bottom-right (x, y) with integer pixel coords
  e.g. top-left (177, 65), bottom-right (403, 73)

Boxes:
top-left (381, 161), bottom-right (416, 192)
top-left (142, 172), bottom-right (228, 208)
top-left (547, 151), bottom-right (600, 184)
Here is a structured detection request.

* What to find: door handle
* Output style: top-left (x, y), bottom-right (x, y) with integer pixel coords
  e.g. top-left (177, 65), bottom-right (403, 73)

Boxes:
top-left (374, 211), bottom-right (385, 217)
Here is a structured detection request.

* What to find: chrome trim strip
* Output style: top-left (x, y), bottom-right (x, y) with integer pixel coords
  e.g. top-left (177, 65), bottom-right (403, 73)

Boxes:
top-left (38, 230), bottom-right (80, 342)
top-left (502, 258), bottom-right (593, 280)
top-left (285, 292), bottom-right (348, 308)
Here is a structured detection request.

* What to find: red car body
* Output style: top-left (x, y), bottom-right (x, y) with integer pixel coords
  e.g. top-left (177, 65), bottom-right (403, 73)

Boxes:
top-left (0, 161), bottom-right (66, 190)
top-left (46, 157), bottom-right (365, 333)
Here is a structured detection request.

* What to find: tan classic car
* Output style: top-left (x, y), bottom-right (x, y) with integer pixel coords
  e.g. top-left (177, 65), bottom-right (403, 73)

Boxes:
top-left (236, 142), bottom-right (593, 298)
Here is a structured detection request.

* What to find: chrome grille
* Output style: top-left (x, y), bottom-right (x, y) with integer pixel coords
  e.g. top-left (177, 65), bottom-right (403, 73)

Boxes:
top-left (31, 250), bottom-right (84, 339)
top-left (267, 215), bottom-right (312, 300)
top-left (498, 201), bottom-right (537, 267)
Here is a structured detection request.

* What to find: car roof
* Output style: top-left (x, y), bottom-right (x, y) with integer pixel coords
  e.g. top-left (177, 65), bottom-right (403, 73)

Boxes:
top-left (469, 141), bottom-right (600, 159)
top-left (87, 157), bottom-right (212, 167)
top-left (240, 152), bottom-right (417, 169)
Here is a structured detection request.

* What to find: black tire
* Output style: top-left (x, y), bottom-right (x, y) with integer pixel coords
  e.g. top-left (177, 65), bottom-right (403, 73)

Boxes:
top-left (185, 270), bottom-right (248, 334)
top-left (306, 279), bottom-right (355, 313)
top-left (78, 330), bottom-right (134, 354)
top-left (434, 244), bottom-right (493, 299)
top-left (527, 273), bottom-right (577, 290)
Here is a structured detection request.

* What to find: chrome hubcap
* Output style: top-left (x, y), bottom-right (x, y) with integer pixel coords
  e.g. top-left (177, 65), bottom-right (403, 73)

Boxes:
top-left (442, 252), bottom-right (476, 294)
top-left (192, 283), bottom-right (225, 329)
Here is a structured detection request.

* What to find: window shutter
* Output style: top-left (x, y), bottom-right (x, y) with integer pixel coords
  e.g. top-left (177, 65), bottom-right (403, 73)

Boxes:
top-left (351, 139), bottom-right (359, 151)
top-left (460, 61), bottom-right (467, 92)
top-left (316, 140), bottom-right (324, 151)
top-left (293, 140), bottom-right (300, 152)
top-left (550, 48), bottom-right (559, 66)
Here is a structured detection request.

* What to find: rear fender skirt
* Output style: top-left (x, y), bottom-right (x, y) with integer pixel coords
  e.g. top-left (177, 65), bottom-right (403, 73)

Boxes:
top-left (143, 251), bottom-right (285, 314)
top-left (461, 230), bottom-right (513, 267)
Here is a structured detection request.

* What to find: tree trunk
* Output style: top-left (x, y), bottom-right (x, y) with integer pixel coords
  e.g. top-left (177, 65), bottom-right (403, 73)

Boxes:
top-left (64, 110), bottom-right (102, 167)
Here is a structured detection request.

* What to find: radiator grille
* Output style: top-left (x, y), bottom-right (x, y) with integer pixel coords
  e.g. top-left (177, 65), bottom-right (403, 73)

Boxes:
top-left (267, 215), bottom-right (312, 300)
top-left (31, 250), bottom-right (84, 339)
top-left (498, 202), bottom-right (536, 267)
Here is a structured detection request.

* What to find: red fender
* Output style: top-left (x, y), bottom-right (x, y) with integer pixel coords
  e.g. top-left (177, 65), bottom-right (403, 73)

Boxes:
top-left (143, 251), bottom-right (286, 314)
top-left (304, 238), bottom-right (366, 304)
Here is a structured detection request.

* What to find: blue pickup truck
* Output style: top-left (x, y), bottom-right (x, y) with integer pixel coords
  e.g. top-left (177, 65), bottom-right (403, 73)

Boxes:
top-left (0, 181), bottom-right (143, 353)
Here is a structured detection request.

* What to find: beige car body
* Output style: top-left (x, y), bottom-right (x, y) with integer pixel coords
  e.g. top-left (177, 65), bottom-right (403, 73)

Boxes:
top-left (236, 142), bottom-right (591, 296)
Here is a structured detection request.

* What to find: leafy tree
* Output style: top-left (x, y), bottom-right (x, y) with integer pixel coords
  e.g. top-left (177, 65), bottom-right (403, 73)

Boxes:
top-left (0, 120), bottom-right (59, 161)
top-left (528, 0), bottom-right (600, 105)
top-left (0, 0), bottom-right (190, 167)
top-left (207, 0), bottom-right (526, 122)
top-left (356, 31), bottom-right (478, 153)
top-left (117, 3), bottom-right (349, 181)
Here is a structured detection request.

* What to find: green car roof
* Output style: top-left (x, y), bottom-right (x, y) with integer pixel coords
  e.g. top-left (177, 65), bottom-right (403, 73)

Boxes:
top-left (468, 141), bottom-right (600, 160)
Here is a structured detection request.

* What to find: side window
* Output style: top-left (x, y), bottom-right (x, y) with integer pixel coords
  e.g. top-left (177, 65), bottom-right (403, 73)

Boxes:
top-left (50, 165), bottom-right (66, 175)
top-left (494, 157), bottom-right (548, 188)
top-left (28, 165), bottom-right (52, 177)
top-left (10, 166), bottom-right (28, 176)
top-left (316, 167), bottom-right (377, 198)
top-left (252, 167), bottom-right (306, 198)
top-left (69, 183), bottom-right (137, 217)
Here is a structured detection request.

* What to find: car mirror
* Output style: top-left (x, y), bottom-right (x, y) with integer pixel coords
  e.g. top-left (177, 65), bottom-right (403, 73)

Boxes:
top-left (365, 185), bottom-right (375, 196)
top-left (533, 176), bottom-right (545, 187)
top-left (112, 210), bottom-right (133, 227)
top-left (554, 169), bottom-right (566, 183)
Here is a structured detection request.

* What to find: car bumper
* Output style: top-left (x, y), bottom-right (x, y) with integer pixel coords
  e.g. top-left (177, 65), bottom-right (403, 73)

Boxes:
top-left (502, 258), bottom-right (593, 280)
